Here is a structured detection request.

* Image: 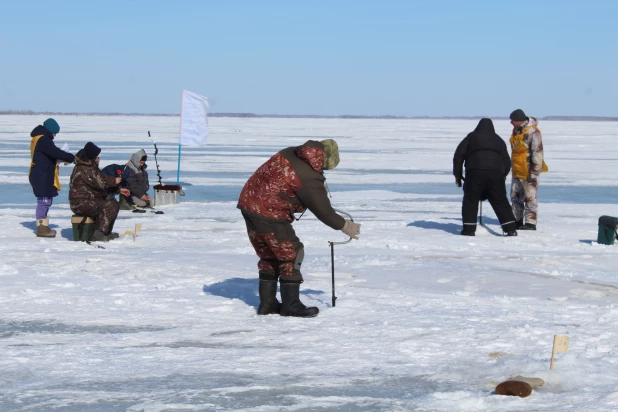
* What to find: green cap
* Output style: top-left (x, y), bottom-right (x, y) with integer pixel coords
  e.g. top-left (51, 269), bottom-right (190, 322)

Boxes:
top-left (320, 139), bottom-right (340, 170)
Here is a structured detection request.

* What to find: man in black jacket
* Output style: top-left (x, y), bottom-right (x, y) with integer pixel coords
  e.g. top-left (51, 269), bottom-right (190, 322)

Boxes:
top-left (453, 118), bottom-right (517, 237)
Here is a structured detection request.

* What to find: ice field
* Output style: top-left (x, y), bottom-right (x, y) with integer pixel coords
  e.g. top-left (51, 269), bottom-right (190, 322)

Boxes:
top-left (1, 115), bottom-right (618, 411)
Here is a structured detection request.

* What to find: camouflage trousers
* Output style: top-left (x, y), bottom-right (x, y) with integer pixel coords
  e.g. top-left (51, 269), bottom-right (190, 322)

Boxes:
top-left (241, 210), bottom-right (304, 282)
top-left (510, 178), bottom-right (539, 225)
top-left (70, 198), bottom-right (120, 235)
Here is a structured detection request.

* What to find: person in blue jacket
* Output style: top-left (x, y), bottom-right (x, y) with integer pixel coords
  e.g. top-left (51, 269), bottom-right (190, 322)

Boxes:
top-left (28, 118), bottom-right (75, 238)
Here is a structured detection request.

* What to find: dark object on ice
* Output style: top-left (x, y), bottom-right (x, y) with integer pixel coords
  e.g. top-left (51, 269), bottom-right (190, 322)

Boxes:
top-left (597, 215), bottom-right (618, 245)
top-left (461, 230), bottom-right (475, 236)
top-left (505, 230), bottom-right (518, 237)
top-left (495, 380), bottom-right (532, 398)
top-left (257, 280), bottom-right (281, 315)
top-left (453, 119), bottom-right (516, 235)
top-left (279, 281), bottom-right (319, 318)
top-left (152, 210), bottom-right (164, 214)
top-left (133, 209), bottom-right (146, 213)
top-left (519, 223), bottom-right (537, 230)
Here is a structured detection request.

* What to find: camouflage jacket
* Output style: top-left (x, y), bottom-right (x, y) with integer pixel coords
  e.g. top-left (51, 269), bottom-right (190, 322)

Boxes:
top-left (69, 150), bottom-right (119, 201)
top-left (238, 140), bottom-right (345, 230)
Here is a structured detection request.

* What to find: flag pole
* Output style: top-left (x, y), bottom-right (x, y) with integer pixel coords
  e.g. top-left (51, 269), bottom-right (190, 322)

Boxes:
top-left (176, 144), bottom-right (182, 184)
top-left (177, 89), bottom-right (185, 184)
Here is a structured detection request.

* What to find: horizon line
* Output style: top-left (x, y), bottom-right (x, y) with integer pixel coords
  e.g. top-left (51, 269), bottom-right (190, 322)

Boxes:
top-left (1, 110), bottom-right (617, 121)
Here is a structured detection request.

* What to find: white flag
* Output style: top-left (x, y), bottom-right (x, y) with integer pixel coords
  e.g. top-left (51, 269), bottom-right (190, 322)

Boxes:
top-left (179, 90), bottom-right (209, 146)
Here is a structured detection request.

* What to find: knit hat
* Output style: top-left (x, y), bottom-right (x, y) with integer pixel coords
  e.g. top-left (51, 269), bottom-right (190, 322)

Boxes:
top-left (43, 118), bottom-right (60, 134)
top-left (84, 142), bottom-right (101, 160)
top-left (320, 139), bottom-right (340, 170)
top-left (510, 109), bottom-right (528, 122)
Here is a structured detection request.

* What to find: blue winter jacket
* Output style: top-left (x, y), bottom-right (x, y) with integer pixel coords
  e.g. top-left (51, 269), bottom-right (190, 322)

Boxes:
top-left (29, 125), bottom-right (75, 197)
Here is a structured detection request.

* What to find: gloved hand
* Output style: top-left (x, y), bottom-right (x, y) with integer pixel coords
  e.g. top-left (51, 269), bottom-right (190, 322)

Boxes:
top-left (455, 177), bottom-right (462, 187)
top-left (341, 219), bottom-right (361, 240)
top-left (526, 176), bottom-right (537, 184)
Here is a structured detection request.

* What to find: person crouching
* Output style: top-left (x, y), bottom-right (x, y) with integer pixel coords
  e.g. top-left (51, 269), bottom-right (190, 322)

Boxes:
top-left (69, 142), bottom-right (131, 242)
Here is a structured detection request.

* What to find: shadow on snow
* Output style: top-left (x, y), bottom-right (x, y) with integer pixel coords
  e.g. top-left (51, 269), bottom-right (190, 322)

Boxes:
top-left (202, 277), bottom-right (325, 309)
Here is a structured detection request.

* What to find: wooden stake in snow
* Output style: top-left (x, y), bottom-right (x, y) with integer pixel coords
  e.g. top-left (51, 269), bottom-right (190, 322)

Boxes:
top-left (133, 223), bottom-right (142, 243)
top-left (550, 335), bottom-right (569, 370)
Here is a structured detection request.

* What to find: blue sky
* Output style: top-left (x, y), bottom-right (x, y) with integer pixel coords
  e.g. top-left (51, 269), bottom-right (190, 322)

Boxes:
top-left (0, 0), bottom-right (615, 116)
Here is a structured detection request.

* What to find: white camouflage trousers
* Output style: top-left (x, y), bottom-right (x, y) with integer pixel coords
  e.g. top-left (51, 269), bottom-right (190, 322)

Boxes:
top-left (510, 178), bottom-right (539, 225)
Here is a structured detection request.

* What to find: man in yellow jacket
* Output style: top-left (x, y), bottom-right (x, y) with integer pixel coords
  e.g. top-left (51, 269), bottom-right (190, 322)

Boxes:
top-left (508, 109), bottom-right (547, 230)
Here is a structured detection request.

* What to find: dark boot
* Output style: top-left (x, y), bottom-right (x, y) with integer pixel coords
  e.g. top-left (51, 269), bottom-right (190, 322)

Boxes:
top-left (519, 223), bottom-right (536, 231)
top-left (106, 232), bottom-right (120, 240)
top-left (91, 229), bottom-right (109, 242)
top-left (257, 280), bottom-right (281, 315)
top-left (280, 282), bottom-right (319, 318)
top-left (36, 218), bottom-right (56, 238)
top-left (461, 229), bottom-right (475, 236)
top-left (505, 230), bottom-right (518, 236)
top-left (516, 219), bottom-right (524, 229)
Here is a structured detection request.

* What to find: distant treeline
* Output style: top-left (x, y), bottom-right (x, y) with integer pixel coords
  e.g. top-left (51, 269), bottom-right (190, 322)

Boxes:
top-left (1, 110), bottom-right (616, 121)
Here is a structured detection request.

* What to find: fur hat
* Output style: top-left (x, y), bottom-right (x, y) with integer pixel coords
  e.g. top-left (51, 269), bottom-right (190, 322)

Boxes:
top-left (84, 142), bottom-right (101, 160)
top-left (320, 139), bottom-right (340, 170)
top-left (43, 118), bottom-right (60, 134)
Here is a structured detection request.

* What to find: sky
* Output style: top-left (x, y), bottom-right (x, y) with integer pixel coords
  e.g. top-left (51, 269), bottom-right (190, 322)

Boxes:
top-left (0, 0), bottom-right (616, 117)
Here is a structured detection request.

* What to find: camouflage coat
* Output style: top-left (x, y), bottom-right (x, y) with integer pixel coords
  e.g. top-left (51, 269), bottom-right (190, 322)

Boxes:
top-left (238, 140), bottom-right (345, 230)
top-left (69, 150), bottom-right (119, 201)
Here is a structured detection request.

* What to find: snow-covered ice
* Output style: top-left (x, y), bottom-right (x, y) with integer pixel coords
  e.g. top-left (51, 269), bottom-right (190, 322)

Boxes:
top-left (1, 115), bottom-right (618, 411)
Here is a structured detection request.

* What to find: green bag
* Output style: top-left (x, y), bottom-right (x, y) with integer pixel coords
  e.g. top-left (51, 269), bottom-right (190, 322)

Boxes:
top-left (597, 215), bottom-right (618, 246)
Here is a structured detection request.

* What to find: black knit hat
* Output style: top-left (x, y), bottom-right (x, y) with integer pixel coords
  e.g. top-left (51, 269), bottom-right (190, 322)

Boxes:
top-left (510, 109), bottom-right (528, 122)
top-left (84, 142), bottom-right (101, 160)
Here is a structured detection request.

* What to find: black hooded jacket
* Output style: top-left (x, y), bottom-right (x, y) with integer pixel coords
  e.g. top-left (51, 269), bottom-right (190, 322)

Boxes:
top-left (453, 118), bottom-right (511, 178)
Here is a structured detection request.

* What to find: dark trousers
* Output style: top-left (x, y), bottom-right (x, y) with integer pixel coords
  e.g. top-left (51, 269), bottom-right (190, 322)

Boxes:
top-left (71, 198), bottom-right (120, 235)
top-left (241, 210), bottom-right (304, 282)
top-left (462, 170), bottom-right (517, 233)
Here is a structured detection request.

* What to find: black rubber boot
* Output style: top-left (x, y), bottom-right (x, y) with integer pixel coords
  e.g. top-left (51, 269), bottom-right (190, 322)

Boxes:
top-left (91, 229), bottom-right (109, 242)
top-left (257, 280), bottom-right (281, 315)
top-left (461, 230), bottom-right (475, 236)
top-left (516, 219), bottom-right (524, 229)
top-left (505, 230), bottom-right (518, 236)
top-left (280, 282), bottom-right (319, 318)
top-left (519, 223), bottom-right (536, 231)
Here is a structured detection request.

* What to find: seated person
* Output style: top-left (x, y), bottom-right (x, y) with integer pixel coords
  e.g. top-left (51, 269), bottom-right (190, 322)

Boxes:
top-left (121, 149), bottom-right (151, 208)
top-left (69, 142), bottom-right (131, 242)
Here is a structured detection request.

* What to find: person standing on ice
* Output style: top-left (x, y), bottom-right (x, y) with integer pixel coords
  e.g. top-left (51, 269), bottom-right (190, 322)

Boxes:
top-left (238, 139), bottom-right (360, 318)
top-left (508, 109), bottom-right (547, 231)
top-left (453, 118), bottom-right (517, 236)
top-left (28, 118), bottom-right (75, 238)
top-left (69, 142), bottom-right (130, 242)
